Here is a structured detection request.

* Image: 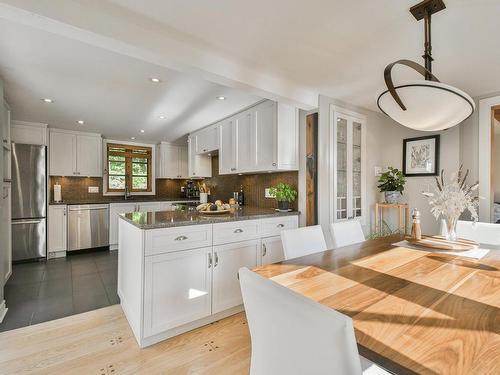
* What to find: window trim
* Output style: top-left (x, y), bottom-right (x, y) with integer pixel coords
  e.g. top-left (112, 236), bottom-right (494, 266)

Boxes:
top-left (103, 139), bottom-right (156, 196)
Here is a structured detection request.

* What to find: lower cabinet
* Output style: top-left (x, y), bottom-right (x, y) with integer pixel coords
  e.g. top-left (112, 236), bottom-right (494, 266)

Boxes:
top-left (212, 239), bottom-right (259, 314)
top-left (260, 236), bottom-right (285, 266)
top-left (144, 247), bottom-right (212, 337)
top-left (109, 203), bottom-right (137, 248)
top-left (48, 205), bottom-right (67, 253)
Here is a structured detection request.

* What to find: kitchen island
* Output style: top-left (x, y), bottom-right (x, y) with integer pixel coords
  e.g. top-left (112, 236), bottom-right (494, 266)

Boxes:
top-left (118, 207), bottom-right (299, 347)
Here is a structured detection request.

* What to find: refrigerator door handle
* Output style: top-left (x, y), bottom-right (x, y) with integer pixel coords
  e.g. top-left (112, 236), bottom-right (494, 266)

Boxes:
top-left (12, 219), bottom-right (43, 225)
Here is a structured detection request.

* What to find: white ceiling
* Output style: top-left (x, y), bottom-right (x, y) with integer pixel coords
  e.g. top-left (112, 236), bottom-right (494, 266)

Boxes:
top-left (0, 19), bottom-right (261, 143)
top-left (107, 0), bottom-right (500, 109)
top-left (1, 0), bottom-right (499, 139)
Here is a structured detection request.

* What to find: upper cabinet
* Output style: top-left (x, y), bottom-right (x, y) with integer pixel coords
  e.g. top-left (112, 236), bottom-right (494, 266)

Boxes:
top-left (156, 142), bottom-right (188, 179)
top-left (49, 129), bottom-right (102, 177)
top-left (219, 100), bottom-right (298, 175)
top-left (194, 126), bottom-right (218, 155)
top-left (188, 136), bottom-right (212, 178)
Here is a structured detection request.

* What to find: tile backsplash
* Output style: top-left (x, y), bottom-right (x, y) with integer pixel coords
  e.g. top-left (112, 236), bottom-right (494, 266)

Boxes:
top-left (49, 156), bottom-right (298, 208)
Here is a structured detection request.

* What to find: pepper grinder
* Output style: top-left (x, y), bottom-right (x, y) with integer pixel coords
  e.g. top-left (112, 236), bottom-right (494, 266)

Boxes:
top-left (411, 208), bottom-right (422, 240)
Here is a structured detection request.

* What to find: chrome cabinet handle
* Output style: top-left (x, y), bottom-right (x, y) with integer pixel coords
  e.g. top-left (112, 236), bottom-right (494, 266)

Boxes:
top-left (214, 252), bottom-right (219, 267)
top-left (175, 235), bottom-right (188, 241)
top-left (234, 228), bottom-right (243, 233)
top-left (208, 253), bottom-right (212, 268)
top-left (272, 163), bottom-right (276, 166)
top-left (277, 223), bottom-right (284, 228)
top-left (262, 244), bottom-right (267, 257)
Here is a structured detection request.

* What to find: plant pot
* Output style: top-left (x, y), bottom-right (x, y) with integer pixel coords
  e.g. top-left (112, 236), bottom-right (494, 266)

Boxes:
top-left (277, 201), bottom-right (290, 211)
top-left (384, 191), bottom-right (402, 204)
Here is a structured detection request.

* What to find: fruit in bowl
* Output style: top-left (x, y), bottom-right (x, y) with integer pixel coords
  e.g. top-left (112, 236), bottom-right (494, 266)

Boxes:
top-left (197, 202), bottom-right (231, 212)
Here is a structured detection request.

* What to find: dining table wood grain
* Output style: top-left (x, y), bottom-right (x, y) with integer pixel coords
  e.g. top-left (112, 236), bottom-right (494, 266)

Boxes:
top-left (253, 235), bottom-right (500, 375)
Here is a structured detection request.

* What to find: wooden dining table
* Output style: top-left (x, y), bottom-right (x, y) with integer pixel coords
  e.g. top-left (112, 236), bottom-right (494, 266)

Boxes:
top-left (253, 235), bottom-right (500, 375)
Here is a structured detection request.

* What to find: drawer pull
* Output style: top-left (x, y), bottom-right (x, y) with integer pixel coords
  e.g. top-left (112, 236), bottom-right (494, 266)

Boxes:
top-left (175, 235), bottom-right (188, 241)
top-left (214, 252), bottom-right (219, 267)
top-left (262, 244), bottom-right (267, 257)
top-left (277, 223), bottom-right (285, 228)
top-left (208, 253), bottom-right (212, 268)
top-left (233, 228), bottom-right (243, 233)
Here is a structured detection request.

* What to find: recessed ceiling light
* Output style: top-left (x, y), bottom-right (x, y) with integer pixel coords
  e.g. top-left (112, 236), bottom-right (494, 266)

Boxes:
top-left (150, 77), bottom-right (161, 83)
top-left (41, 98), bottom-right (54, 103)
top-left (77, 120), bottom-right (85, 125)
top-left (216, 96), bottom-right (226, 100)
top-left (139, 129), bottom-right (145, 133)
top-left (130, 136), bottom-right (136, 140)
top-left (159, 115), bottom-right (166, 119)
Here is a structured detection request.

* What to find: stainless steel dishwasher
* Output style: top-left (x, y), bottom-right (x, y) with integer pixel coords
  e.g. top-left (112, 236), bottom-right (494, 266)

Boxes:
top-left (68, 204), bottom-right (109, 251)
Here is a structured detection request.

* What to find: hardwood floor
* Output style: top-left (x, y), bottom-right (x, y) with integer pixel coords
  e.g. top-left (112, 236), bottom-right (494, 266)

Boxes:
top-left (0, 305), bottom-right (250, 375)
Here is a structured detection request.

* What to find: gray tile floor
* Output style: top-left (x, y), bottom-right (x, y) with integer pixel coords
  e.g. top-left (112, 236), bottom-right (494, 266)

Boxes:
top-left (0, 250), bottom-right (119, 332)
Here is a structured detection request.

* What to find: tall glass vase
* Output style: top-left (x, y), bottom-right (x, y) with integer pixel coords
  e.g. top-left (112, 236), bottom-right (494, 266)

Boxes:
top-left (444, 215), bottom-right (458, 241)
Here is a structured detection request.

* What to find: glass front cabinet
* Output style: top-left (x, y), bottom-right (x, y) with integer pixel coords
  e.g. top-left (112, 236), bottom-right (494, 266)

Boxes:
top-left (330, 105), bottom-right (366, 224)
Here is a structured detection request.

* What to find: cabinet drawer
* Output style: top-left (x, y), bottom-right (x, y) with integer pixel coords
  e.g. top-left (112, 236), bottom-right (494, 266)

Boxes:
top-left (145, 224), bottom-right (212, 256)
top-left (259, 216), bottom-right (298, 238)
top-left (213, 220), bottom-right (260, 245)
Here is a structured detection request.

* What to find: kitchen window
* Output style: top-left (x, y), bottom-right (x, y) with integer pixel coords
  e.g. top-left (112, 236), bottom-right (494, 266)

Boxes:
top-left (106, 143), bottom-right (152, 193)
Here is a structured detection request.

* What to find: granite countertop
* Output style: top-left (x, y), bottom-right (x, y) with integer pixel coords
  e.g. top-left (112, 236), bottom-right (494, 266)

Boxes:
top-left (119, 207), bottom-right (300, 229)
top-left (49, 198), bottom-right (200, 206)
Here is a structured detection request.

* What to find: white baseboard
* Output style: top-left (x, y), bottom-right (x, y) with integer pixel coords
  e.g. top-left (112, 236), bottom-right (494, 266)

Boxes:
top-left (0, 300), bottom-right (8, 323)
top-left (48, 251), bottom-right (66, 259)
top-left (110, 245), bottom-right (118, 251)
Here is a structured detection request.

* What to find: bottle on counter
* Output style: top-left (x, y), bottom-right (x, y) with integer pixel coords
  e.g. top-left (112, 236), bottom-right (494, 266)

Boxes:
top-left (238, 185), bottom-right (245, 206)
top-left (410, 208), bottom-right (422, 240)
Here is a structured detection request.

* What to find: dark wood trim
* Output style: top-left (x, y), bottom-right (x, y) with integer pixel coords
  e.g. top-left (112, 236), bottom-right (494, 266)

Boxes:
top-left (306, 113), bottom-right (318, 226)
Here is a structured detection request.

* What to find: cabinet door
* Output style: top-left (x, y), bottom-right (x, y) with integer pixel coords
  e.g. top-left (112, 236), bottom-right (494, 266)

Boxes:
top-left (48, 205), bottom-right (67, 253)
top-left (218, 119), bottom-right (237, 174)
top-left (235, 110), bottom-right (254, 172)
top-left (261, 236), bottom-right (285, 266)
top-left (195, 126), bottom-right (218, 154)
top-left (178, 146), bottom-right (188, 178)
top-left (188, 136), bottom-right (212, 178)
top-left (161, 144), bottom-right (180, 178)
top-left (212, 239), bottom-right (259, 314)
top-left (76, 135), bottom-right (102, 176)
top-left (143, 247), bottom-right (212, 336)
top-left (255, 101), bottom-right (277, 171)
top-left (109, 203), bottom-right (137, 246)
top-left (50, 132), bottom-right (76, 176)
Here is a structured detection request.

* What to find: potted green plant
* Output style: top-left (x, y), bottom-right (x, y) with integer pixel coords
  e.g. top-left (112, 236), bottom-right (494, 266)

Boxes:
top-left (269, 183), bottom-right (297, 211)
top-left (377, 167), bottom-right (406, 204)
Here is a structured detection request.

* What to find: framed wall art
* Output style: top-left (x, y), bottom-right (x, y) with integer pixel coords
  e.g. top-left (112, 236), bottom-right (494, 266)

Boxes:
top-left (402, 135), bottom-right (440, 176)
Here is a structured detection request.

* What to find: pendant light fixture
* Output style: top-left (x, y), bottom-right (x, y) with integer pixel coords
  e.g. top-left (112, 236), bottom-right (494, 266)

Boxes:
top-left (377, 0), bottom-right (474, 131)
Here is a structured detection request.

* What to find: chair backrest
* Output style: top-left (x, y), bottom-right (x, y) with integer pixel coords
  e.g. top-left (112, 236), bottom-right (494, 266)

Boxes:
top-left (330, 220), bottom-right (365, 249)
top-left (239, 267), bottom-right (362, 375)
top-left (280, 225), bottom-right (328, 260)
top-left (441, 219), bottom-right (500, 247)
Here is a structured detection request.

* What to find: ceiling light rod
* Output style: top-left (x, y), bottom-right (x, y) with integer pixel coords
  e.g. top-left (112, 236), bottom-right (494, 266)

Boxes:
top-left (383, 0), bottom-right (445, 111)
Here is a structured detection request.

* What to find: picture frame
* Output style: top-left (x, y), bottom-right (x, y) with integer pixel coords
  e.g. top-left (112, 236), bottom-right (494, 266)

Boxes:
top-left (402, 135), bottom-right (440, 176)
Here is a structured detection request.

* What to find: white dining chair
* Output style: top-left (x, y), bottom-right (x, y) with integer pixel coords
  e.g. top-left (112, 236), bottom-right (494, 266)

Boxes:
top-left (239, 267), bottom-right (390, 375)
top-left (440, 219), bottom-right (500, 247)
top-left (280, 225), bottom-right (328, 260)
top-left (330, 220), bottom-right (365, 249)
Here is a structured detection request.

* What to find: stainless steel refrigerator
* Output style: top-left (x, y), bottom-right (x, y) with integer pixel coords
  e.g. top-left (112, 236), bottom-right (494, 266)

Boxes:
top-left (11, 143), bottom-right (47, 261)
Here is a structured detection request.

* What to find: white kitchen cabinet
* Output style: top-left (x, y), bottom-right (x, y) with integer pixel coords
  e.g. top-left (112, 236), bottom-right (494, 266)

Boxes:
top-left (187, 136), bottom-right (211, 178)
top-left (143, 247), bottom-right (212, 336)
top-left (260, 236), bottom-right (285, 266)
top-left (76, 134), bottom-right (102, 176)
top-left (109, 202), bottom-right (138, 248)
top-left (212, 239), bottom-right (259, 314)
top-left (194, 126), bottom-right (218, 154)
top-left (2, 101), bottom-right (11, 182)
top-left (218, 118), bottom-right (237, 174)
top-left (48, 205), bottom-right (67, 253)
top-left (137, 202), bottom-right (161, 213)
top-left (49, 129), bottom-right (102, 177)
top-left (218, 100), bottom-right (298, 174)
top-left (157, 142), bottom-right (188, 179)
top-left (330, 106), bottom-right (366, 224)
top-left (10, 121), bottom-right (47, 146)
top-left (159, 202), bottom-right (176, 211)
top-left (1, 183), bottom-right (11, 282)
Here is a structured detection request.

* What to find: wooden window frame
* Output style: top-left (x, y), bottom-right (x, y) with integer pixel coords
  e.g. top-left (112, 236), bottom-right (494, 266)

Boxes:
top-left (106, 143), bottom-right (152, 193)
